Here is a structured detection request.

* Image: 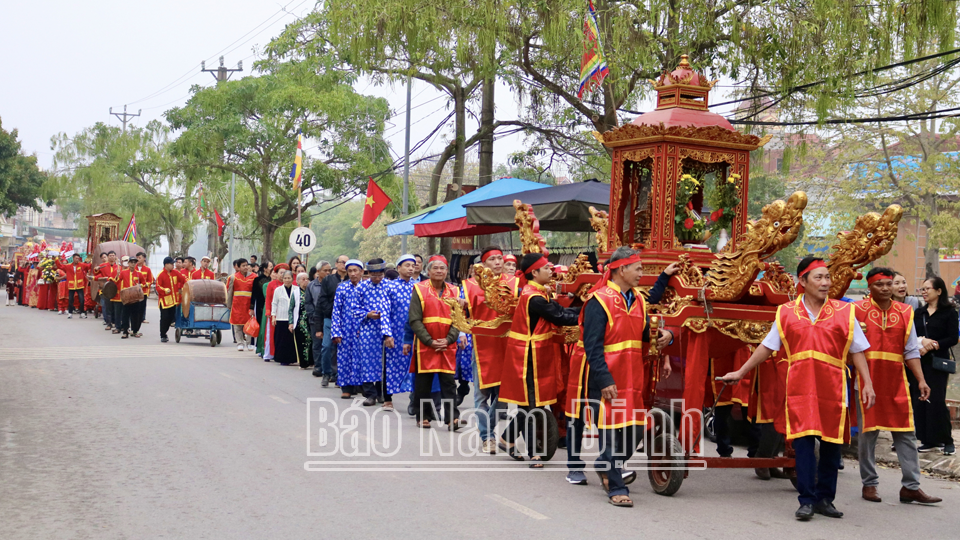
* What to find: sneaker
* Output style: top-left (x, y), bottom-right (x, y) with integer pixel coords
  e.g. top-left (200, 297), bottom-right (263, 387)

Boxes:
top-left (481, 439), bottom-right (497, 454)
top-left (246, 345), bottom-right (255, 351)
top-left (918, 444), bottom-right (941, 453)
top-left (161, 336), bottom-right (169, 343)
top-left (943, 444), bottom-right (956, 456)
top-left (566, 470), bottom-right (588, 485)
top-left (67, 313), bottom-right (72, 319)
top-left (237, 344), bottom-right (245, 351)
top-left (320, 375), bottom-right (330, 387)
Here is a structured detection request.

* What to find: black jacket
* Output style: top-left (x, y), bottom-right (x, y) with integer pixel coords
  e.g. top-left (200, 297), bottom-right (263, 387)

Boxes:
top-left (915, 304), bottom-right (959, 360)
top-left (317, 272), bottom-right (343, 320)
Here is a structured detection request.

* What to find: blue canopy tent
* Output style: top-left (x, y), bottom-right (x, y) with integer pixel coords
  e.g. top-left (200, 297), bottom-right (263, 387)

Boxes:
top-left (387, 178), bottom-right (549, 237)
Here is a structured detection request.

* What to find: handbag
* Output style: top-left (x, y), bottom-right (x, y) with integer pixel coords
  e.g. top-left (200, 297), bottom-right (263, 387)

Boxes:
top-left (932, 348), bottom-right (957, 374)
top-left (243, 316), bottom-right (260, 338)
top-left (922, 311), bottom-right (957, 374)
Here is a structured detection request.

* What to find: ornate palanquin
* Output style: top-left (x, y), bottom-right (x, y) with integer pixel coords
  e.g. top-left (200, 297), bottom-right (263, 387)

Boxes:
top-left (593, 55), bottom-right (771, 266)
top-left (86, 213), bottom-right (121, 256)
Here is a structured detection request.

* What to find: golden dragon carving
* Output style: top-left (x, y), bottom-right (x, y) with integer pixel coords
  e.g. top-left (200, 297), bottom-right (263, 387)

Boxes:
top-left (826, 204), bottom-right (903, 299)
top-left (588, 206), bottom-right (617, 252)
top-left (758, 261), bottom-right (796, 296)
top-left (514, 200), bottom-right (548, 255)
top-left (705, 191), bottom-right (808, 301)
top-left (443, 298), bottom-right (513, 334)
top-left (559, 254), bottom-right (594, 284)
top-left (474, 264), bottom-right (519, 314)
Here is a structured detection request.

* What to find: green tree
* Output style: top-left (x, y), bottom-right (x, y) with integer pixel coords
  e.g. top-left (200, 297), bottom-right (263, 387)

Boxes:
top-left (166, 60), bottom-right (393, 259)
top-left (787, 58), bottom-right (960, 279)
top-left (0, 117), bottom-right (47, 217)
top-left (48, 120), bottom-right (198, 254)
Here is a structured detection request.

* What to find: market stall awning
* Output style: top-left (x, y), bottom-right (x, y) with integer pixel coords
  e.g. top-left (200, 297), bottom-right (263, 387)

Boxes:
top-left (385, 203), bottom-right (442, 237)
top-left (412, 178), bottom-right (550, 238)
top-left (464, 179), bottom-right (610, 232)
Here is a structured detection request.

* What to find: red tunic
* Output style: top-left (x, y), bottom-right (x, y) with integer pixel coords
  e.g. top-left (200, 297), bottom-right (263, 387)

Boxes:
top-left (115, 268), bottom-right (142, 293)
top-left (192, 268), bottom-right (215, 280)
top-left (500, 282), bottom-right (563, 407)
top-left (853, 298), bottom-right (915, 432)
top-left (463, 274), bottom-right (517, 388)
top-left (156, 269), bottom-right (183, 309)
top-left (56, 260), bottom-right (91, 290)
top-left (137, 265), bottom-right (154, 297)
top-left (98, 263), bottom-right (121, 302)
top-left (748, 350), bottom-right (785, 424)
top-left (776, 297), bottom-right (855, 443)
top-left (565, 282), bottom-right (649, 428)
top-left (228, 271), bottom-right (255, 325)
top-left (410, 280), bottom-right (459, 374)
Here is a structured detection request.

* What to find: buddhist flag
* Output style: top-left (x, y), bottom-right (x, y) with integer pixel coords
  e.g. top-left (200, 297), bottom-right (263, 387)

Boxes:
top-left (361, 177), bottom-right (392, 229)
top-left (577, 0), bottom-right (609, 100)
top-left (122, 213), bottom-right (138, 244)
top-left (289, 130), bottom-right (303, 189)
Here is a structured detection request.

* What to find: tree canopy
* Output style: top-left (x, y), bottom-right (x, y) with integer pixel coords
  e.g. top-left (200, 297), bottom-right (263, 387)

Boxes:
top-left (166, 60), bottom-right (394, 260)
top-left (0, 117), bottom-right (47, 218)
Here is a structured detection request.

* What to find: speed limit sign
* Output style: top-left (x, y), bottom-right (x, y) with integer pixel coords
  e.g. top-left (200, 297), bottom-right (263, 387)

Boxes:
top-left (289, 227), bottom-right (317, 254)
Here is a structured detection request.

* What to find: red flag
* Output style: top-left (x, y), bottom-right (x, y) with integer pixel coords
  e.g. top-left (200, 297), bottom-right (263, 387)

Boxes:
top-left (361, 177), bottom-right (392, 229)
top-left (214, 209), bottom-right (225, 237)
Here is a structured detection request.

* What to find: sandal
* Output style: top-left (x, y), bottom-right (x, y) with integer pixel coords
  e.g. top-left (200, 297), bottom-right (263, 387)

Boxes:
top-left (448, 418), bottom-right (466, 432)
top-left (608, 494), bottom-right (633, 507)
top-left (418, 420), bottom-right (431, 429)
top-left (497, 438), bottom-right (525, 461)
top-left (529, 457), bottom-right (544, 469)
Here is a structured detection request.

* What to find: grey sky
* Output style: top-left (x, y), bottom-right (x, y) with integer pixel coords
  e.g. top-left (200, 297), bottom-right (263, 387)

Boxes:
top-left (2, 1), bottom-right (735, 182)
top-left (0, 0), bottom-right (527, 179)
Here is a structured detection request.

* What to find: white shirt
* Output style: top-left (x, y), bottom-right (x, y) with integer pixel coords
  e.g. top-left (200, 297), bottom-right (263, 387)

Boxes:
top-left (272, 285), bottom-right (293, 322)
top-left (761, 297), bottom-right (869, 353)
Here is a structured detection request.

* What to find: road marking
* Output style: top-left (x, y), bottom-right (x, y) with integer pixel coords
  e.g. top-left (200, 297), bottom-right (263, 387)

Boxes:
top-left (486, 494), bottom-right (548, 520)
top-left (270, 395), bottom-right (290, 404)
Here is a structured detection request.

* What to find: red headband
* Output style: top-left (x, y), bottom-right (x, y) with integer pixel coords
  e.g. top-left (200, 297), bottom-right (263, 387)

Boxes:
top-left (867, 273), bottom-right (892, 286)
top-left (503, 254), bottom-right (517, 262)
top-left (428, 255), bottom-right (447, 266)
top-left (798, 260), bottom-right (827, 279)
top-left (480, 250), bottom-right (503, 263)
top-left (607, 253), bottom-right (641, 270)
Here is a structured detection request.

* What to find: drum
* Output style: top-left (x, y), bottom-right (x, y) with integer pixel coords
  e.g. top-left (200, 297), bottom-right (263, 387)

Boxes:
top-left (120, 285), bottom-right (143, 305)
top-left (93, 277), bottom-right (110, 301)
top-left (101, 280), bottom-right (118, 301)
top-left (181, 279), bottom-right (227, 317)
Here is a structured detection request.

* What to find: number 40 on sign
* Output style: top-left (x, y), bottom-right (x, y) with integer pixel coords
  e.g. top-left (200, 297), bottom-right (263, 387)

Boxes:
top-left (289, 227), bottom-right (317, 255)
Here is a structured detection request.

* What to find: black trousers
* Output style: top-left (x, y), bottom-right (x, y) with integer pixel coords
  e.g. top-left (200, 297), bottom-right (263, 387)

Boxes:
top-left (159, 306), bottom-right (176, 339)
top-left (120, 302), bottom-right (143, 334)
top-left (504, 405), bottom-right (552, 458)
top-left (909, 358), bottom-right (955, 446)
top-left (413, 372), bottom-right (458, 422)
top-left (67, 289), bottom-right (85, 314)
top-left (714, 404), bottom-right (761, 457)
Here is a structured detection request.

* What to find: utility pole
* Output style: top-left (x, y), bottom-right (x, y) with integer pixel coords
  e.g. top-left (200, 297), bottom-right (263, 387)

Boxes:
top-left (201, 56), bottom-right (243, 83)
top-left (200, 56), bottom-right (242, 262)
top-left (401, 76), bottom-right (412, 254)
top-left (109, 105), bottom-right (141, 132)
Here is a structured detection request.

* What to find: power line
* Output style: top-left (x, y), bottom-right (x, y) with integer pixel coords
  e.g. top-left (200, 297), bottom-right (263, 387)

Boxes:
top-left (109, 105), bottom-right (141, 132)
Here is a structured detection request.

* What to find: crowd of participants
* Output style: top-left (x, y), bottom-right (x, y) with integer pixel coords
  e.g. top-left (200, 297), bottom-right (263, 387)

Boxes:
top-left (1, 246), bottom-right (955, 515)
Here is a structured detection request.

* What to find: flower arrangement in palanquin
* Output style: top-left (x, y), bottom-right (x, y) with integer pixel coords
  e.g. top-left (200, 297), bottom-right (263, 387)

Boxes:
top-left (38, 256), bottom-right (58, 284)
top-left (705, 173), bottom-right (741, 235)
top-left (675, 174), bottom-right (707, 242)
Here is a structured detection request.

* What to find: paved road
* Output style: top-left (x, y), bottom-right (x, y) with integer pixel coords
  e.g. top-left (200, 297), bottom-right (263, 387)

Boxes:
top-left (2, 293), bottom-right (957, 540)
